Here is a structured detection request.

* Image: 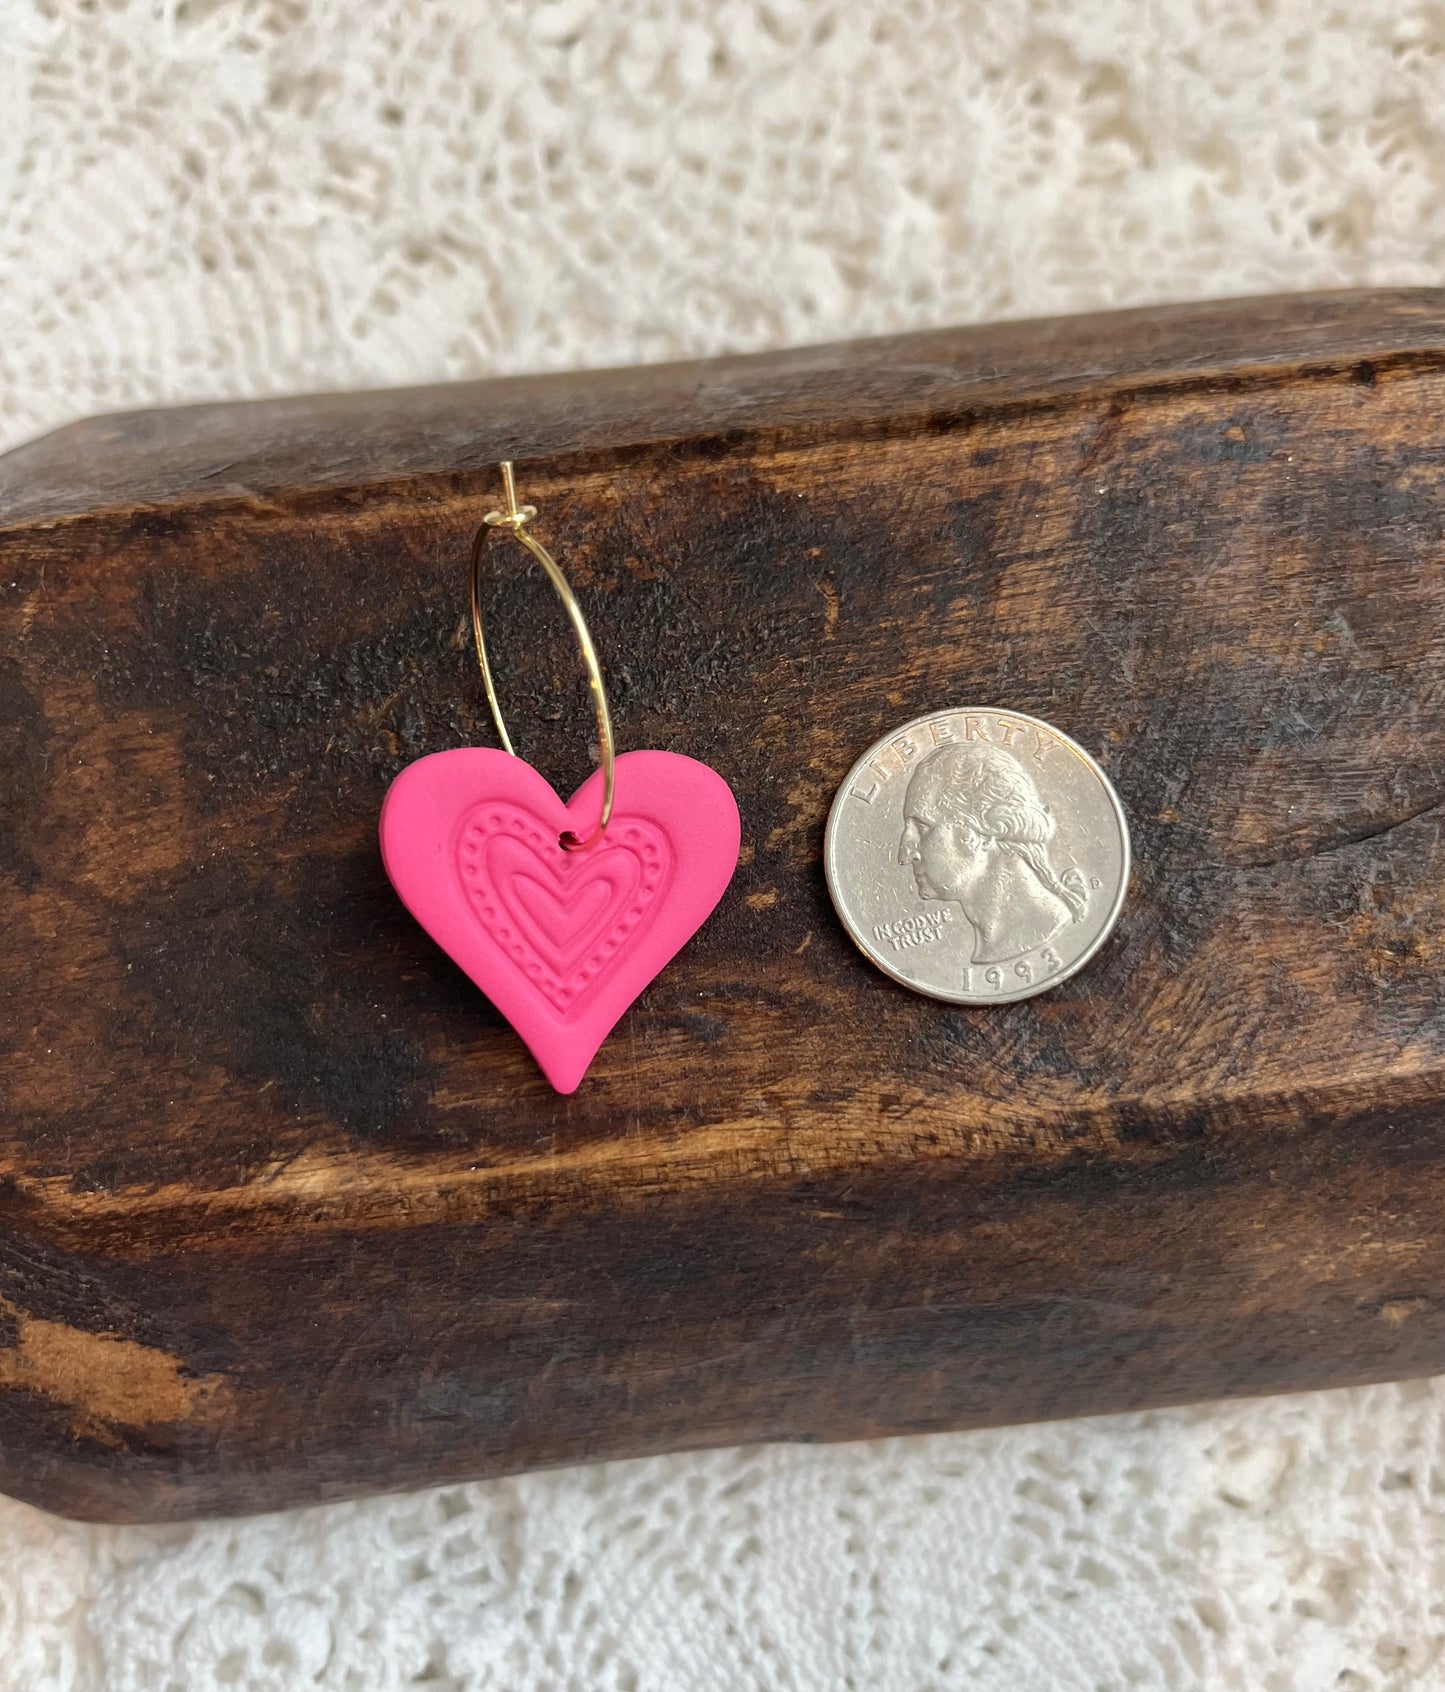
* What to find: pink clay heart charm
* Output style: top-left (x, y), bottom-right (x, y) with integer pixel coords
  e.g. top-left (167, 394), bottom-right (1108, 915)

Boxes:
top-left (380, 748), bottom-right (740, 1092)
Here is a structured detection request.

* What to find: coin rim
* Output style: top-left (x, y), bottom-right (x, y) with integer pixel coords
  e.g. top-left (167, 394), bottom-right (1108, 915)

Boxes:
top-left (823, 708), bottom-right (1131, 1006)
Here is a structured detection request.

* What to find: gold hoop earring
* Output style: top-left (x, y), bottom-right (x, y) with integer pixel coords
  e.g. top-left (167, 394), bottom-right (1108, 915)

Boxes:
top-left (380, 461), bottom-right (742, 1092)
top-left (472, 461), bottom-right (616, 850)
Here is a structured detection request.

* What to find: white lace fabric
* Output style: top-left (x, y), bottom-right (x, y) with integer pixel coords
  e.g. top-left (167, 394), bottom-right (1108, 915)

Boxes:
top-left (3, 1), bottom-right (1445, 1687)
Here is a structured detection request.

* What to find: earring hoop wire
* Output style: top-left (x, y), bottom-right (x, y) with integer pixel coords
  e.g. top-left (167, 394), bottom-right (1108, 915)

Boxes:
top-left (472, 462), bottom-right (616, 851)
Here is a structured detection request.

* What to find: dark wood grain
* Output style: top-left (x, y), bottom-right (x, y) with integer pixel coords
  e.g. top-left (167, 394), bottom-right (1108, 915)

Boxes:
top-left (5, 289), bottom-right (1445, 1520)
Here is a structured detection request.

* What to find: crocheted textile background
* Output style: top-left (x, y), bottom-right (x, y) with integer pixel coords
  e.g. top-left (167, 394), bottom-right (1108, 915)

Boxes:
top-left (4, 2), bottom-right (1445, 1687)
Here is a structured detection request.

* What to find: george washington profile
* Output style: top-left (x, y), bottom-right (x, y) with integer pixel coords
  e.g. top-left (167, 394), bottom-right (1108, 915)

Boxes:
top-left (897, 741), bottom-right (1089, 965)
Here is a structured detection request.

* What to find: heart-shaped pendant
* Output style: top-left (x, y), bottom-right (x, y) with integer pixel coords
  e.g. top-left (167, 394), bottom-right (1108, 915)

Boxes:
top-left (380, 748), bottom-right (740, 1091)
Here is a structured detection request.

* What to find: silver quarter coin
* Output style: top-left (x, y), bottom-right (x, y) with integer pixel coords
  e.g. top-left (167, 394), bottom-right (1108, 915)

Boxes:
top-left (824, 709), bottom-right (1130, 1004)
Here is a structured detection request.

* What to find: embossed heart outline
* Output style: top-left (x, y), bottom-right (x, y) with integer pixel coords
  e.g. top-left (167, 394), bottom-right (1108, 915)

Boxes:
top-left (456, 800), bottom-right (672, 1014)
top-left (380, 748), bottom-right (740, 1091)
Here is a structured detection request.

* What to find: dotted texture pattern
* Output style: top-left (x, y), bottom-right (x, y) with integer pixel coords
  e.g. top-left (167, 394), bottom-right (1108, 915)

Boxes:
top-left (4, 1), bottom-right (1445, 1688)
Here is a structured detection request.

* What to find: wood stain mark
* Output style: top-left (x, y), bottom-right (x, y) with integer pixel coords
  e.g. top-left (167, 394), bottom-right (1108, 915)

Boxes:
top-left (0, 1294), bottom-right (227, 1441)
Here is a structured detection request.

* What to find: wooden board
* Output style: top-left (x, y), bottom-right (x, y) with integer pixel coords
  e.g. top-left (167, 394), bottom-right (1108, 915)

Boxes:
top-left (4, 289), bottom-right (1445, 1521)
